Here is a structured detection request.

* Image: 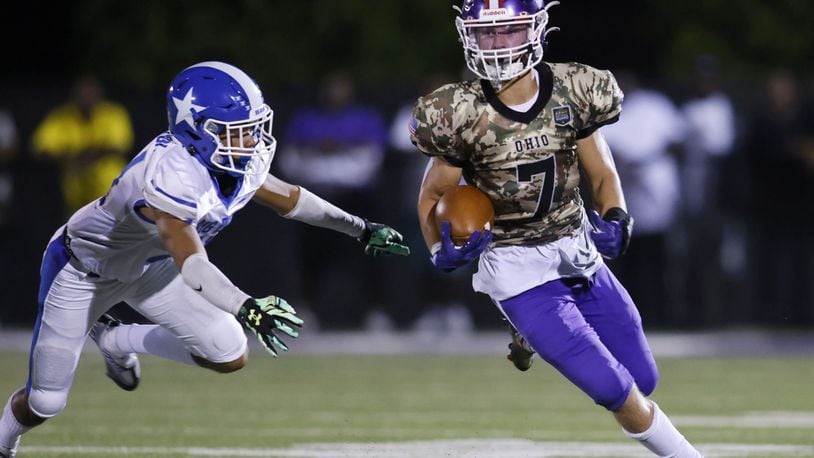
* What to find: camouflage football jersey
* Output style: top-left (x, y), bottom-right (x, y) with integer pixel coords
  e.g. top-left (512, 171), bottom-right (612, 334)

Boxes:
top-left (411, 62), bottom-right (623, 246)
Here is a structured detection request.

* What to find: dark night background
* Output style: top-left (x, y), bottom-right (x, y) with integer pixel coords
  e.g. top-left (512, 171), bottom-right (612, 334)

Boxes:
top-left (1, 1), bottom-right (813, 329)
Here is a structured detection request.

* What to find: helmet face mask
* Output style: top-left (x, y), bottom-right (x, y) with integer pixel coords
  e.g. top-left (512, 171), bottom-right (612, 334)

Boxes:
top-left (202, 105), bottom-right (275, 176)
top-left (455, 0), bottom-right (556, 88)
top-left (167, 61), bottom-right (276, 177)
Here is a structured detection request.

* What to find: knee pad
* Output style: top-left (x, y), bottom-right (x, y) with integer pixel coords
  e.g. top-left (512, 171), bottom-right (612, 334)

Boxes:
top-left (634, 365), bottom-right (659, 397)
top-left (195, 317), bottom-right (247, 363)
top-left (536, 334), bottom-right (635, 411)
top-left (27, 345), bottom-right (77, 417)
top-left (589, 368), bottom-right (634, 411)
top-left (547, 346), bottom-right (633, 411)
top-left (27, 388), bottom-right (68, 418)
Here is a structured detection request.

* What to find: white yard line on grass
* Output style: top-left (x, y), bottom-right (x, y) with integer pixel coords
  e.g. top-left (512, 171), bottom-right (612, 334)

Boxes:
top-left (21, 440), bottom-right (814, 457)
top-left (676, 411), bottom-right (814, 428)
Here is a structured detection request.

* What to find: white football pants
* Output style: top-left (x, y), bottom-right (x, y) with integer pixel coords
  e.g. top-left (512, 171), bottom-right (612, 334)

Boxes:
top-left (27, 252), bottom-right (246, 418)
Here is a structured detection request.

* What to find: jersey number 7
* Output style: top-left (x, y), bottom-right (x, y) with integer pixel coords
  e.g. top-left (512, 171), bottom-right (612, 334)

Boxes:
top-left (516, 156), bottom-right (556, 221)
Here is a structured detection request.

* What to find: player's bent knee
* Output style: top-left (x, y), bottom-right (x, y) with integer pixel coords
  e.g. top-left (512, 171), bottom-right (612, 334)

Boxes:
top-left (192, 352), bottom-right (247, 373)
top-left (27, 388), bottom-right (68, 418)
top-left (193, 316), bottom-right (248, 364)
top-left (217, 352), bottom-right (247, 373)
top-left (595, 380), bottom-right (633, 411)
top-left (186, 315), bottom-right (248, 373)
top-left (578, 365), bottom-right (634, 411)
top-left (635, 366), bottom-right (659, 397)
top-left (539, 345), bottom-right (633, 411)
top-left (27, 344), bottom-right (78, 418)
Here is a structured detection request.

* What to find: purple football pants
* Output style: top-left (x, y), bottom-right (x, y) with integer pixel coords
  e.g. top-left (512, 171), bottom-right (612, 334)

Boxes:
top-left (497, 265), bottom-right (658, 411)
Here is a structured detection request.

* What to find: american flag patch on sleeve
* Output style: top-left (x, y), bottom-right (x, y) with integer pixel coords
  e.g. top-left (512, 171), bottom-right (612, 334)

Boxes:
top-left (407, 116), bottom-right (418, 137)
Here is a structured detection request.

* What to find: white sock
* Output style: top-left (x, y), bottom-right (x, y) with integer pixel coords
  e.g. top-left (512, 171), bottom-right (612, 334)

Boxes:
top-left (624, 401), bottom-right (704, 457)
top-left (108, 324), bottom-right (196, 366)
top-left (0, 390), bottom-right (30, 456)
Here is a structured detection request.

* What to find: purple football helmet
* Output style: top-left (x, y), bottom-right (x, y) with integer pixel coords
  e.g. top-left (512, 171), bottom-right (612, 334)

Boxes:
top-left (167, 61), bottom-right (276, 176)
top-left (455, 0), bottom-right (558, 87)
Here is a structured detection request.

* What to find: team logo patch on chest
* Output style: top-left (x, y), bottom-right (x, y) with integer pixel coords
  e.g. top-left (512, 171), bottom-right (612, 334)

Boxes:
top-left (552, 106), bottom-right (573, 127)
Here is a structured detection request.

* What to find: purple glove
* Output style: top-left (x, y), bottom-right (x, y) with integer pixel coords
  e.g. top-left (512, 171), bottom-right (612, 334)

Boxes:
top-left (587, 208), bottom-right (633, 260)
top-left (431, 221), bottom-right (493, 272)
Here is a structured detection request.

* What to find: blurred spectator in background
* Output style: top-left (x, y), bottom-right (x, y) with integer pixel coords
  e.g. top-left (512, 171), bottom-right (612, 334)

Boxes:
top-left (0, 108), bottom-right (20, 324)
top-left (31, 74), bottom-right (134, 217)
top-left (681, 55), bottom-right (736, 219)
top-left (386, 73), bottom-right (479, 334)
top-left (746, 69), bottom-right (814, 325)
top-left (679, 55), bottom-right (739, 325)
top-left (280, 71), bottom-right (387, 197)
top-left (601, 70), bottom-right (685, 326)
top-left (279, 70), bottom-right (389, 329)
top-left (0, 108), bottom-right (18, 233)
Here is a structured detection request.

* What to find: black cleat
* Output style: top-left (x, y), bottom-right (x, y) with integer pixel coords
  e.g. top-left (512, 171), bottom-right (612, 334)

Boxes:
top-left (0, 442), bottom-right (17, 457)
top-left (506, 323), bottom-right (535, 372)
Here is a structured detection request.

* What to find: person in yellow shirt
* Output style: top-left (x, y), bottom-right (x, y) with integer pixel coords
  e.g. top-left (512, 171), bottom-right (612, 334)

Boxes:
top-left (31, 75), bottom-right (133, 215)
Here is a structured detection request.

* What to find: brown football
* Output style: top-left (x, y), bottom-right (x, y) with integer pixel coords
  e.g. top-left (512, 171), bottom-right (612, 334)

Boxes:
top-left (435, 185), bottom-right (494, 245)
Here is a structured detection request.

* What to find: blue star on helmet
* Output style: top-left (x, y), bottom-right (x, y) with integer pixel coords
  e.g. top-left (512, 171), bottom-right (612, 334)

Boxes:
top-left (173, 87), bottom-right (207, 129)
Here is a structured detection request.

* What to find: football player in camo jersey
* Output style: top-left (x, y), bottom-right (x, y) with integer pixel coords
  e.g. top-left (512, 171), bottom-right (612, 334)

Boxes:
top-left (412, 1), bottom-right (703, 456)
top-left (0, 61), bottom-right (408, 458)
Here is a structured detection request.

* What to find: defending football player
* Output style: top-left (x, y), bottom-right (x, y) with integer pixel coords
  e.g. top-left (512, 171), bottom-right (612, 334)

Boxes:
top-left (0, 61), bottom-right (409, 457)
top-left (413, 1), bottom-right (703, 456)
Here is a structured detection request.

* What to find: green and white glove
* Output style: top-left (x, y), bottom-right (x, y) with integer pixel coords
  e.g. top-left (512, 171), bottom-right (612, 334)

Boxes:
top-left (357, 220), bottom-right (410, 256)
top-left (237, 295), bottom-right (304, 357)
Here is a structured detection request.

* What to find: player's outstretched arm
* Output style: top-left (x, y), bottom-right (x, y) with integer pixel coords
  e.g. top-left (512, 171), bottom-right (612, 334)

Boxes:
top-left (147, 207), bottom-right (303, 356)
top-left (253, 174), bottom-right (409, 256)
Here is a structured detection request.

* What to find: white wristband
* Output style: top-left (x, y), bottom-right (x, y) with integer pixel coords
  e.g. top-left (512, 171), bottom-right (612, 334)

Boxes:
top-left (282, 186), bottom-right (366, 238)
top-left (181, 253), bottom-right (251, 315)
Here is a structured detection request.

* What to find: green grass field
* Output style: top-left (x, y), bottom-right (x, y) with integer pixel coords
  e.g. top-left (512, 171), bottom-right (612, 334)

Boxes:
top-left (1, 351), bottom-right (813, 457)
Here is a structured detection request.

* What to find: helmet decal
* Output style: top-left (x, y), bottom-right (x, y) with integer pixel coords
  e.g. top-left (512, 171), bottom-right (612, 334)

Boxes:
top-left (171, 87), bottom-right (206, 129)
